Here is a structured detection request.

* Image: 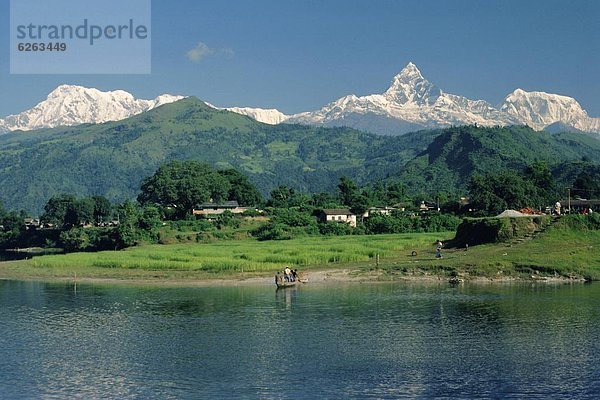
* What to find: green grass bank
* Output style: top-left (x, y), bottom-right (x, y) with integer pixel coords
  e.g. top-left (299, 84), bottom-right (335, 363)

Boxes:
top-left (0, 215), bottom-right (598, 283)
top-left (0, 233), bottom-right (445, 281)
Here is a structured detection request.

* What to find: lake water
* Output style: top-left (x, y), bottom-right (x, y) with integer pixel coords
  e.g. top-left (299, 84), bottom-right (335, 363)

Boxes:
top-left (1, 280), bottom-right (599, 399)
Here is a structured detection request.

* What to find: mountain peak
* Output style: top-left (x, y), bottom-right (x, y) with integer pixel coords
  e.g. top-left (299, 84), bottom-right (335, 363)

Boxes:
top-left (51, 84), bottom-right (87, 92)
top-left (0, 85), bottom-right (184, 133)
top-left (500, 88), bottom-right (595, 131)
top-left (384, 62), bottom-right (441, 105)
top-left (397, 62), bottom-right (423, 79)
top-left (47, 84), bottom-right (134, 100)
top-left (508, 88), bottom-right (527, 96)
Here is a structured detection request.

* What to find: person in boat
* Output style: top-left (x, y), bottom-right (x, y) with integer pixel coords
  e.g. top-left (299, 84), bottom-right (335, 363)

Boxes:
top-left (292, 269), bottom-right (298, 282)
top-left (284, 266), bottom-right (292, 282)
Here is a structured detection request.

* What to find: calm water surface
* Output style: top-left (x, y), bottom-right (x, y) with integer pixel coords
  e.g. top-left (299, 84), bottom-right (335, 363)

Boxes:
top-left (1, 280), bottom-right (599, 399)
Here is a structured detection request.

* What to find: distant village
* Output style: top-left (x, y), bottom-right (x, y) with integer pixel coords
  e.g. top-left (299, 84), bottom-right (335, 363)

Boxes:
top-left (19, 196), bottom-right (600, 232)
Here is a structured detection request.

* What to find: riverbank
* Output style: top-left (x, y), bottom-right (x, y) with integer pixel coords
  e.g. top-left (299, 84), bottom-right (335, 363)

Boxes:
top-left (0, 217), bottom-right (598, 285)
top-left (0, 264), bottom-right (582, 288)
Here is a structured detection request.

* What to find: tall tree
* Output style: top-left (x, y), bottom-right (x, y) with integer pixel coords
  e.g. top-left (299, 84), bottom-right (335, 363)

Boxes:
top-left (41, 194), bottom-right (78, 227)
top-left (573, 169), bottom-right (600, 199)
top-left (92, 195), bottom-right (113, 223)
top-left (218, 168), bottom-right (264, 206)
top-left (0, 205), bottom-right (26, 248)
top-left (468, 171), bottom-right (540, 215)
top-left (73, 198), bottom-right (95, 225)
top-left (269, 186), bottom-right (294, 208)
top-left (138, 161), bottom-right (231, 218)
top-left (337, 177), bottom-right (358, 207)
top-left (115, 200), bottom-right (141, 248)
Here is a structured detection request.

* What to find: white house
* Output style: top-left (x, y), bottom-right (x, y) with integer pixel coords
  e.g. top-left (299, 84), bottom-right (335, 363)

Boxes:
top-left (318, 209), bottom-right (357, 227)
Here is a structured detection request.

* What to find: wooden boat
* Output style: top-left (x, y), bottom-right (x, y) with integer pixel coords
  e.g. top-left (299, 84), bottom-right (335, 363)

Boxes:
top-left (275, 272), bottom-right (308, 288)
top-left (275, 279), bottom-right (301, 289)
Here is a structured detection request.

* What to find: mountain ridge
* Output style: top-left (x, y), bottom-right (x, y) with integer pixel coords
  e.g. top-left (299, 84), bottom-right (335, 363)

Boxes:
top-left (0, 97), bottom-right (427, 213)
top-left (0, 97), bottom-right (599, 214)
top-left (0, 85), bottom-right (184, 133)
top-left (2, 64), bottom-right (598, 136)
top-left (228, 63), bottom-right (600, 136)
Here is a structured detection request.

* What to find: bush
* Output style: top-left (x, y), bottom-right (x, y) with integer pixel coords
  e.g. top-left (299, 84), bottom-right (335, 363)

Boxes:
top-left (214, 211), bottom-right (241, 229)
top-left (318, 222), bottom-right (353, 236)
top-left (252, 223), bottom-right (294, 241)
top-left (169, 219), bottom-right (213, 232)
top-left (364, 213), bottom-right (461, 234)
top-left (250, 208), bottom-right (320, 240)
top-left (60, 228), bottom-right (90, 252)
top-left (242, 209), bottom-right (262, 217)
top-left (59, 227), bottom-right (118, 252)
top-left (271, 208), bottom-right (318, 228)
top-left (560, 213), bottom-right (600, 230)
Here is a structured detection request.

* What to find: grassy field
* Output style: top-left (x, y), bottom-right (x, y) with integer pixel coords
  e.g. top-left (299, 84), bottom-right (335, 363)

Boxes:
top-left (374, 218), bottom-right (600, 281)
top-left (1, 216), bottom-right (598, 283)
top-left (0, 232), bottom-right (448, 281)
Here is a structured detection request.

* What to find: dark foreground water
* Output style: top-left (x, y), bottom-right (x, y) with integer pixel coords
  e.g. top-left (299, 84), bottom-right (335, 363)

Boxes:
top-left (1, 280), bottom-right (599, 399)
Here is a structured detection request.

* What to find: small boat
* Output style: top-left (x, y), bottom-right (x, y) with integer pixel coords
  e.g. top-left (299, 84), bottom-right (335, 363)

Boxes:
top-left (275, 272), bottom-right (308, 288)
top-left (275, 279), bottom-right (301, 289)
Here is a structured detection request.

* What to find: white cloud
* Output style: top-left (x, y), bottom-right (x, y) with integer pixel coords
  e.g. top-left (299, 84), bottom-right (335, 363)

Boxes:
top-left (186, 42), bottom-right (215, 62)
top-left (186, 42), bottom-right (235, 63)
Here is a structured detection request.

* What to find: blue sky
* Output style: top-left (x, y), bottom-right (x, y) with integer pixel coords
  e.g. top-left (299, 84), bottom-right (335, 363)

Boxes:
top-left (1, 0), bottom-right (598, 116)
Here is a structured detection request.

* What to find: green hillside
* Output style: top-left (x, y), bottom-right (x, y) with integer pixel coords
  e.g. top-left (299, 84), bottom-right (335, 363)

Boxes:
top-left (0, 98), bottom-right (432, 213)
top-left (391, 125), bottom-right (600, 195)
top-left (1, 98), bottom-right (599, 214)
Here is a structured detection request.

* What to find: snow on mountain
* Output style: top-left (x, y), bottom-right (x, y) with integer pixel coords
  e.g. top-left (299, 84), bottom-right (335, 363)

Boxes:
top-left (383, 62), bottom-right (442, 105)
top-left (284, 63), bottom-right (520, 134)
top-left (224, 107), bottom-right (289, 125)
top-left (225, 62), bottom-right (599, 136)
top-left (0, 85), bottom-right (184, 133)
top-left (3, 66), bottom-right (598, 136)
top-left (500, 88), bottom-right (600, 133)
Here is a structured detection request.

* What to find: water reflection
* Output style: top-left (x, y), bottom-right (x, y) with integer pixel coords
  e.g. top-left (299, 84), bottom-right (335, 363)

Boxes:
top-left (275, 286), bottom-right (297, 310)
top-left (1, 280), bottom-right (600, 398)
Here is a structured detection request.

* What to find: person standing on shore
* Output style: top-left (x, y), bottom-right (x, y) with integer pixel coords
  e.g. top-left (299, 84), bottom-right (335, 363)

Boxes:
top-left (436, 240), bottom-right (443, 259)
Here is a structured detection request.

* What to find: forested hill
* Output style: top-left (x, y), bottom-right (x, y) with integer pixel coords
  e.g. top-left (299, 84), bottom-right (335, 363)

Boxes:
top-left (0, 97), bottom-right (432, 213)
top-left (388, 125), bottom-right (600, 196)
top-left (1, 97), bottom-right (599, 214)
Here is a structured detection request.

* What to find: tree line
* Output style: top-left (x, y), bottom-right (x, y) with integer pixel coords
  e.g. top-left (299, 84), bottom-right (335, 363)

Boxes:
top-left (0, 159), bottom-right (598, 252)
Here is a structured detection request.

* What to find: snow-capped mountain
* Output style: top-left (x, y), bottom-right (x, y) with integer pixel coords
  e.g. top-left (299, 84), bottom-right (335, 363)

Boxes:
top-left (2, 65), bottom-right (598, 136)
top-left (500, 88), bottom-right (600, 133)
top-left (0, 85), bottom-right (184, 133)
top-left (225, 63), bottom-right (600, 136)
top-left (223, 106), bottom-right (289, 125)
top-left (286, 63), bottom-right (517, 134)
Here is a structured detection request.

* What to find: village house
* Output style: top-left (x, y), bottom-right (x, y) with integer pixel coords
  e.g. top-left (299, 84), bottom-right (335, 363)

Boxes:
top-left (317, 209), bottom-right (357, 228)
top-left (24, 218), bottom-right (41, 230)
top-left (192, 201), bottom-right (248, 218)
top-left (419, 200), bottom-right (438, 212)
top-left (362, 206), bottom-right (396, 218)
